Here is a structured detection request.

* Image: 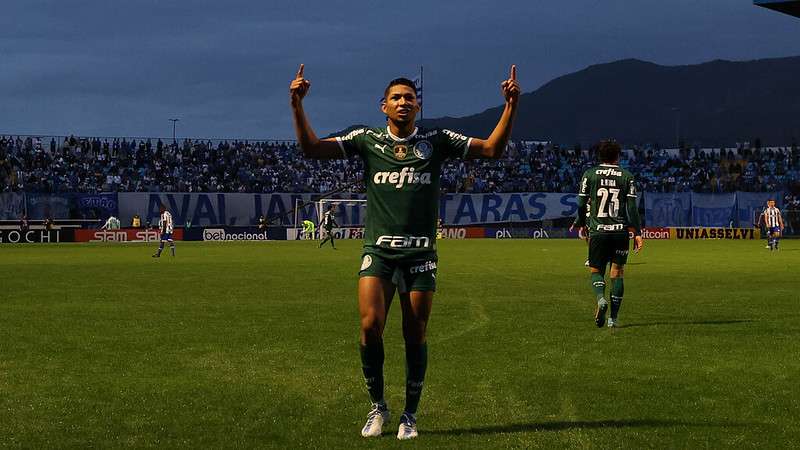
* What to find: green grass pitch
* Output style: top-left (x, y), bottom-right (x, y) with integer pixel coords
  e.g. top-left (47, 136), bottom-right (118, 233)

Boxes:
top-left (0, 239), bottom-right (798, 448)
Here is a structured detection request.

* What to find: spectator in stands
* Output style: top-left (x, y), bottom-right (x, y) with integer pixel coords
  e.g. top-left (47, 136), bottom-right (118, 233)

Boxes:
top-left (2, 134), bottom-right (797, 195)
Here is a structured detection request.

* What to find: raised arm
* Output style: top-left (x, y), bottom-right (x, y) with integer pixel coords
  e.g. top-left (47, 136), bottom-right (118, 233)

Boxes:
top-left (290, 64), bottom-right (347, 159)
top-left (467, 65), bottom-right (520, 159)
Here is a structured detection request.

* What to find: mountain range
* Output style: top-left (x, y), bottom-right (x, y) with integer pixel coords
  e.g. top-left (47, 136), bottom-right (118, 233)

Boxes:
top-left (417, 56), bottom-right (800, 147)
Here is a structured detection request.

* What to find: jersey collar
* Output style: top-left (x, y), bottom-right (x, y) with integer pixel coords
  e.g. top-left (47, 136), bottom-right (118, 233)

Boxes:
top-left (599, 163), bottom-right (619, 167)
top-left (386, 126), bottom-right (418, 142)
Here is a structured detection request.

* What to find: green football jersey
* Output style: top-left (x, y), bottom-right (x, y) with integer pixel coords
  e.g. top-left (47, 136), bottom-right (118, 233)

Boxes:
top-left (577, 164), bottom-right (638, 236)
top-left (336, 126), bottom-right (470, 259)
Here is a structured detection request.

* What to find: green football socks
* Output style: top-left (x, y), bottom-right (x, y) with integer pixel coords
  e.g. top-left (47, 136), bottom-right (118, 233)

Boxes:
top-left (591, 272), bottom-right (606, 301)
top-left (360, 342), bottom-right (385, 404)
top-left (610, 277), bottom-right (624, 319)
top-left (404, 343), bottom-right (428, 415)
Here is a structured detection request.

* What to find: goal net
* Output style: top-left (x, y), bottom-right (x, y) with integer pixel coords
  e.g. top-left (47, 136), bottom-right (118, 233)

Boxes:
top-left (316, 198), bottom-right (367, 239)
top-left (290, 198), bottom-right (367, 240)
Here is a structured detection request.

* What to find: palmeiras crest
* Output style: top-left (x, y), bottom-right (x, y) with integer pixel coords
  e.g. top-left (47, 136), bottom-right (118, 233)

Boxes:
top-left (413, 140), bottom-right (433, 160)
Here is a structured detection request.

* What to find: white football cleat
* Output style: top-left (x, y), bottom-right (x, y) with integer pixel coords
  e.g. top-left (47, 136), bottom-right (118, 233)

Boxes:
top-left (584, 259), bottom-right (590, 267)
top-left (607, 317), bottom-right (617, 328)
top-left (361, 403), bottom-right (390, 438)
top-left (397, 413), bottom-right (418, 440)
top-left (595, 297), bottom-right (608, 328)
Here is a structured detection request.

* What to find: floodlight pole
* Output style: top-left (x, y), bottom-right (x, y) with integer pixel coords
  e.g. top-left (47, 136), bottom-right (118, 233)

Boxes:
top-left (169, 118), bottom-right (180, 145)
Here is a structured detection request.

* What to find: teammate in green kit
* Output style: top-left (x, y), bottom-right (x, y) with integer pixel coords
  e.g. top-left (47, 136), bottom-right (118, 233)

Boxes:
top-left (290, 63), bottom-right (519, 440)
top-left (571, 140), bottom-right (644, 328)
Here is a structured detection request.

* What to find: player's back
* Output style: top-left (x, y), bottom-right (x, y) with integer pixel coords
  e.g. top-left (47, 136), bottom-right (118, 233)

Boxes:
top-left (765, 206), bottom-right (782, 228)
top-left (579, 164), bottom-right (637, 236)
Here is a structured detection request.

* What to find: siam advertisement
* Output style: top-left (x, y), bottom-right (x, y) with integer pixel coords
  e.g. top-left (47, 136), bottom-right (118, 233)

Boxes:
top-left (0, 229), bottom-right (74, 243)
top-left (670, 227), bottom-right (760, 240)
top-left (75, 228), bottom-right (184, 243)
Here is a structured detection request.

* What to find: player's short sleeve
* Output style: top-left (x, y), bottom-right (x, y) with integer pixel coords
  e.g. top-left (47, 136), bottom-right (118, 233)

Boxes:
top-left (335, 128), bottom-right (368, 158)
top-left (578, 171), bottom-right (590, 197)
top-left (439, 129), bottom-right (472, 159)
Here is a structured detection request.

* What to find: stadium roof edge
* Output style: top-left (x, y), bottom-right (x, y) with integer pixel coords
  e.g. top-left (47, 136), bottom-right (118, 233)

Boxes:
top-left (755, 0), bottom-right (800, 18)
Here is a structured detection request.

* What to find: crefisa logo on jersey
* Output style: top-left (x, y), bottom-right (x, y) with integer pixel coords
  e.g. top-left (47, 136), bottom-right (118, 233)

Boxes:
top-left (413, 140), bottom-right (432, 160)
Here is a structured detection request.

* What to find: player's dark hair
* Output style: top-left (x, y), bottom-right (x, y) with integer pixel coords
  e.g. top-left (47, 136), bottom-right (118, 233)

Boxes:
top-left (597, 140), bottom-right (621, 163)
top-left (383, 78), bottom-right (417, 100)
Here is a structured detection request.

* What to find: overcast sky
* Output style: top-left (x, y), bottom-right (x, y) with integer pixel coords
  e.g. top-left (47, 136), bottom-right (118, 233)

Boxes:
top-left (1, 0), bottom-right (799, 140)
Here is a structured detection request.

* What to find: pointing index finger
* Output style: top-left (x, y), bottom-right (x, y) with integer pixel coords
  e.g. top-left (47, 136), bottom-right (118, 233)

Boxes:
top-left (510, 65), bottom-right (516, 81)
top-left (296, 64), bottom-right (305, 78)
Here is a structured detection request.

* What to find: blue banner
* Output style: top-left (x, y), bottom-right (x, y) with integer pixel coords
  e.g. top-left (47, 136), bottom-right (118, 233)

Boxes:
top-left (691, 193), bottom-right (737, 227)
top-left (644, 193), bottom-right (691, 227)
top-left (112, 191), bottom-right (782, 228)
top-left (25, 194), bottom-right (74, 220)
top-left (439, 193), bottom-right (579, 225)
top-left (25, 193), bottom-right (118, 220)
top-left (736, 192), bottom-right (781, 227)
top-left (0, 193), bottom-right (25, 220)
top-left (118, 192), bottom-right (366, 227)
top-left (118, 192), bottom-right (580, 227)
top-left (75, 194), bottom-right (118, 219)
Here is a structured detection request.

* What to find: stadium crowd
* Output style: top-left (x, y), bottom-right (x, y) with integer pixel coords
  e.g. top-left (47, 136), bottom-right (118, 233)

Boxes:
top-left (1, 134), bottom-right (798, 196)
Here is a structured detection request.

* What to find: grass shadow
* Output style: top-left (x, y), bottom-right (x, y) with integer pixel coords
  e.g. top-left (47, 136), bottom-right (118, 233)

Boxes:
top-left (618, 319), bottom-right (755, 329)
top-left (427, 419), bottom-right (753, 436)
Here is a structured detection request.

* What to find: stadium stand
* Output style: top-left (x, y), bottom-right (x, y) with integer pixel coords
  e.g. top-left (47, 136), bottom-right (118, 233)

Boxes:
top-left (1, 135), bottom-right (798, 195)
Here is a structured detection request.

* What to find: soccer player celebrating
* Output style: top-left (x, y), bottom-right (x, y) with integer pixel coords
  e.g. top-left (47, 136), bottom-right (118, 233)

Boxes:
top-left (152, 204), bottom-right (175, 258)
top-left (764, 199), bottom-right (784, 251)
top-left (571, 141), bottom-right (643, 328)
top-left (290, 64), bottom-right (519, 439)
top-left (318, 204), bottom-right (339, 249)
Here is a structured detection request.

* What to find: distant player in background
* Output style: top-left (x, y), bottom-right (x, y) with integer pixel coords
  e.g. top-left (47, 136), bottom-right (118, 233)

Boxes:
top-left (764, 199), bottom-right (784, 251)
top-left (571, 140), bottom-right (643, 328)
top-left (19, 214), bottom-right (29, 234)
top-left (152, 204), bottom-right (175, 258)
top-left (302, 219), bottom-right (316, 240)
top-left (101, 215), bottom-right (121, 230)
top-left (436, 218), bottom-right (444, 239)
top-left (318, 205), bottom-right (338, 249)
